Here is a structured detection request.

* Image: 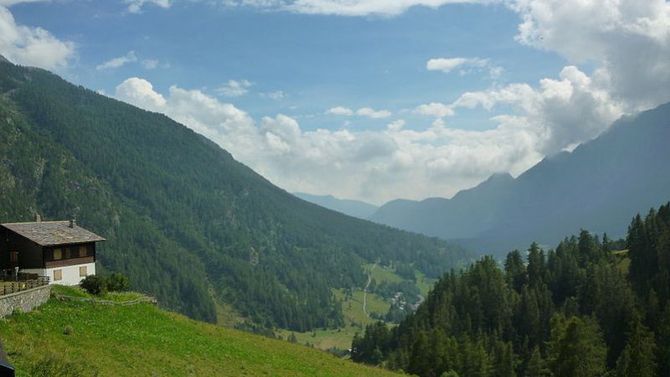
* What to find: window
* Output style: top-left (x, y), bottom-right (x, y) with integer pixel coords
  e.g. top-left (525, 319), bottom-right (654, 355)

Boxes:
top-left (79, 266), bottom-right (88, 277)
top-left (53, 248), bottom-right (62, 260)
top-left (65, 248), bottom-right (71, 259)
top-left (78, 245), bottom-right (88, 258)
top-left (9, 251), bottom-right (18, 263)
top-left (53, 269), bottom-right (62, 281)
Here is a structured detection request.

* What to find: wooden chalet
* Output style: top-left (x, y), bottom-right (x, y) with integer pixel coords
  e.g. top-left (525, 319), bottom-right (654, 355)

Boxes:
top-left (0, 219), bottom-right (105, 286)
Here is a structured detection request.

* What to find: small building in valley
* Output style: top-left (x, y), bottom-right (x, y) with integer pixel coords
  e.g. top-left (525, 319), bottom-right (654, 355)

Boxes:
top-left (0, 219), bottom-right (105, 286)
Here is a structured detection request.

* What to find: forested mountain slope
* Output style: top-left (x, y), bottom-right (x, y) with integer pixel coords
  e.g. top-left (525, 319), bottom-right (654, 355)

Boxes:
top-left (0, 58), bottom-right (469, 329)
top-left (355, 203), bottom-right (670, 377)
top-left (372, 104), bottom-right (670, 254)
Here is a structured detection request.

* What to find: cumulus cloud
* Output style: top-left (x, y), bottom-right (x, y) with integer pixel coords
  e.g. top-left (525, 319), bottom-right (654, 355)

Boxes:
top-left (126, 0), bottom-right (171, 13)
top-left (216, 79), bottom-right (253, 97)
top-left (0, 5), bottom-right (74, 70)
top-left (114, 77), bottom-right (549, 203)
top-left (326, 106), bottom-right (354, 116)
top-left (511, 0), bottom-right (670, 109)
top-left (414, 102), bottom-right (454, 118)
top-left (356, 107), bottom-right (391, 119)
top-left (452, 65), bottom-right (623, 155)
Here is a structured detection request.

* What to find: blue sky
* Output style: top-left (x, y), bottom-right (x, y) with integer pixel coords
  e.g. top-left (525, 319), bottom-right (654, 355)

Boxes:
top-left (1, 0), bottom-right (668, 204)
top-left (11, 1), bottom-right (560, 129)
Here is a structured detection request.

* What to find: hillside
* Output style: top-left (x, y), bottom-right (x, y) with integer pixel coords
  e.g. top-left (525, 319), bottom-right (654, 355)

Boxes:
top-left (354, 203), bottom-right (670, 377)
top-left (293, 193), bottom-right (379, 220)
top-left (371, 103), bottom-right (670, 254)
top-left (0, 58), bottom-right (469, 329)
top-left (0, 286), bottom-right (401, 377)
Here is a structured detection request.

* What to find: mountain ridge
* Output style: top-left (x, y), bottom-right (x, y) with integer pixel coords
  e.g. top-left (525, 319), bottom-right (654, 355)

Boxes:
top-left (293, 192), bottom-right (379, 219)
top-left (371, 102), bottom-right (670, 254)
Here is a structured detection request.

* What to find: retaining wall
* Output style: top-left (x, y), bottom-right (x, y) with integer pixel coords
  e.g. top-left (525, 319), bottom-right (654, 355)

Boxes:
top-left (0, 285), bottom-right (51, 317)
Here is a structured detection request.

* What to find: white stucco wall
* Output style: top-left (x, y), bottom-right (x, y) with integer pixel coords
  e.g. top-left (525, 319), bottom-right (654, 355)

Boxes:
top-left (21, 263), bottom-right (95, 286)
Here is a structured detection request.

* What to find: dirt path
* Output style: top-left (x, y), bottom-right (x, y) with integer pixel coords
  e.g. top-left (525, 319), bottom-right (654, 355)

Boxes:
top-left (362, 262), bottom-right (377, 318)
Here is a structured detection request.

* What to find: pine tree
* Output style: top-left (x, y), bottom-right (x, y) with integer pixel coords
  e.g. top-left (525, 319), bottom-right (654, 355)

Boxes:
top-left (615, 314), bottom-right (656, 377)
top-left (547, 316), bottom-right (607, 377)
top-left (505, 250), bottom-right (527, 293)
top-left (524, 347), bottom-right (550, 377)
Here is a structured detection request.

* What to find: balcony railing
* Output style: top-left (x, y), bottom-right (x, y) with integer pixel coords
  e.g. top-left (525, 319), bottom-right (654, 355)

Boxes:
top-left (0, 276), bottom-right (50, 296)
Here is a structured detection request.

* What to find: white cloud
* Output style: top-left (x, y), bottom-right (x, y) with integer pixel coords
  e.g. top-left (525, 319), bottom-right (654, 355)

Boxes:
top-left (451, 65), bottom-right (624, 155)
top-left (126, 0), bottom-right (171, 13)
top-left (216, 79), bottom-right (253, 97)
top-left (115, 77), bottom-right (167, 109)
top-left (114, 77), bottom-right (548, 203)
top-left (326, 106), bottom-right (354, 116)
top-left (387, 119), bottom-right (406, 131)
top-left (414, 102), bottom-right (454, 118)
top-left (427, 57), bottom-right (502, 78)
top-left (511, 0), bottom-right (670, 109)
top-left (0, 5), bottom-right (74, 70)
top-left (227, 0), bottom-right (496, 17)
top-left (356, 107), bottom-right (392, 119)
top-left (96, 51), bottom-right (137, 70)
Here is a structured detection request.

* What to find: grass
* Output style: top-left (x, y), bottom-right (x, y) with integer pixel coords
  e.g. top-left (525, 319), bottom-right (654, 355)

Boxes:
top-left (364, 264), bottom-right (403, 285)
top-left (414, 271), bottom-right (437, 297)
top-left (0, 287), bottom-right (401, 377)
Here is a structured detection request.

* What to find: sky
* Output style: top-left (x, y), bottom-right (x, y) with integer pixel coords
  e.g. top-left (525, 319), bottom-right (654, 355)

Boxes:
top-left (0, 0), bottom-right (669, 204)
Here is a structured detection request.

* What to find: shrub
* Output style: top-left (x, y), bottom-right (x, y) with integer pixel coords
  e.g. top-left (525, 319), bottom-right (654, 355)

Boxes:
top-left (80, 275), bottom-right (106, 295)
top-left (106, 272), bottom-right (130, 292)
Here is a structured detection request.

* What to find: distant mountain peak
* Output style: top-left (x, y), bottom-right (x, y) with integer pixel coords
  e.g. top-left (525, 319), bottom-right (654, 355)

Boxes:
top-left (484, 172), bottom-right (514, 183)
top-left (0, 55), bottom-right (10, 64)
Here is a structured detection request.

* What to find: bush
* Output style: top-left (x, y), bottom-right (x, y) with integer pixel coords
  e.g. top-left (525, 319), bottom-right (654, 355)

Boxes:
top-left (106, 272), bottom-right (130, 292)
top-left (79, 275), bottom-right (106, 295)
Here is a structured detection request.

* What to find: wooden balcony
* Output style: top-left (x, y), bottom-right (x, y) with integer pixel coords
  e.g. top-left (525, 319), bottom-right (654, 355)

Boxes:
top-left (45, 256), bottom-right (94, 268)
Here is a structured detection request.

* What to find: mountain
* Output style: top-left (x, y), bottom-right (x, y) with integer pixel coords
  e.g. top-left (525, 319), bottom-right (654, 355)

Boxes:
top-left (0, 58), bottom-right (469, 330)
top-left (293, 192), bottom-right (379, 219)
top-left (371, 103), bottom-right (670, 254)
top-left (0, 285), bottom-right (401, 376)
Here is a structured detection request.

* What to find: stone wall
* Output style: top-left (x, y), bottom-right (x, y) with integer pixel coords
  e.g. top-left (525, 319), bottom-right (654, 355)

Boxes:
top-left (0, 285), bottom-right (51, 317)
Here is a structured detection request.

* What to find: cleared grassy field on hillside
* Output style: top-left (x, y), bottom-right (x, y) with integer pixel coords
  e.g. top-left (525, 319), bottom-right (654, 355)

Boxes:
top-left (0, 286), bottom-right (401, 377)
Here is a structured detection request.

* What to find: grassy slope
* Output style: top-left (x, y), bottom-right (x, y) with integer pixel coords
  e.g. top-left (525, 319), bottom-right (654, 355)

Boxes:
top-left (0, 287), bottom-right (400, 377)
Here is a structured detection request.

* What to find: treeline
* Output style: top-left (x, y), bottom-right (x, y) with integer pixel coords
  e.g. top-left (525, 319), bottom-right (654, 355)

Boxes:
top-left (352, 203), bottom-right (670, 377)
top-left (0, 59), bottom-right (470, 331)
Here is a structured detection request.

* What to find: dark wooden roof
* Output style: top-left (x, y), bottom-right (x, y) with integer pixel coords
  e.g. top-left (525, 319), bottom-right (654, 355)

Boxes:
top-left (0, 221), bottom-right (105, 247)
